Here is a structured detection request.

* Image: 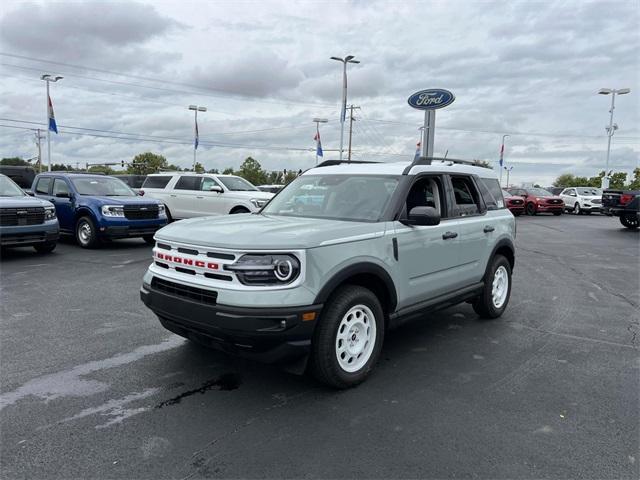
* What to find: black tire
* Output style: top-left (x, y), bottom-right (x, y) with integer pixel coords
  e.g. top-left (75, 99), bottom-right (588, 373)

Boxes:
top-left (620, 214), bottom-right (639, 230)
top-left (33, 242), bottom-right (56, 253)
top-left (230, 206), bottom-right (250, 214)
top-left (143, 235), bottom-right (155, 245)
top-left (472, 254), bottom-right (512, 319)
top-left (75, 216), bottom-right (99, 248)
top-left (526, 203), bottom-right (537, 216)
top-left (164, 205), bottom-right (173, 222)
top-left (553, 211), bottom-right (562, 216)
top-left (573, 202), bottom-right (581, 215)
top-left (310, 285), bottom-right (384, 389)
top-left (513, 211), bottom-right (522, 217)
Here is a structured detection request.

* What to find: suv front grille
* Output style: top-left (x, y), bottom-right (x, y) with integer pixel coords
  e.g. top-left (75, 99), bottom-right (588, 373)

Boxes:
top-left (546, 199), bottom-right (562, 205)
top-left (0, 207), bottom-right (45, 226)
top-left (123, 204), bottom-right (159, 220)
top-left (151, 277), bottom-right (217, 305)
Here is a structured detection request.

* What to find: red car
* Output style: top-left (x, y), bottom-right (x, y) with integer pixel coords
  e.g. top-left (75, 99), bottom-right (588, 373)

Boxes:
top-left (507, 187), bottom-right (564, 216)
top-left (502, 189), bottom-right (525, 216)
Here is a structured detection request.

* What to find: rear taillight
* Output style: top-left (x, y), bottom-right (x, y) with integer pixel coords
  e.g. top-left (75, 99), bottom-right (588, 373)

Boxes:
top-left (620, 194), bottom-right (633, 205)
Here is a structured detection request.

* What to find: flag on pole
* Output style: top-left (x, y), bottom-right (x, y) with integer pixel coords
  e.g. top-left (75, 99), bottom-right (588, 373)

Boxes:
top-left (314, 131), bottom-right (323, 157)
top-left (499, 143), bottom-right (504, 167)
top-left (194, 118), bottom-right (199, 150)
top-left (48, 95), bottom-right (58, 134)
top-left (414, 140), bottom-right (421, 160)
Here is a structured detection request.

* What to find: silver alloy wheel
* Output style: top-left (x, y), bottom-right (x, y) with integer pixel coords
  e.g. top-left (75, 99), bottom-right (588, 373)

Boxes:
top-left (492, 265), bottom-right (509, 309)
top-left (574, 203), bottom-right (581, 214)
top-left (335, 304), bottom-right (377, 373)
top-left (78, 221), bottom-right (92, 245)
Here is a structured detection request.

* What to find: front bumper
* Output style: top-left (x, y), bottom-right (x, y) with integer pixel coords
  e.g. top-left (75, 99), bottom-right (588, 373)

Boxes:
top-left (140, 281), bottom-right (322, 364)
top-left (0, 220), bottom-right (60, 247)
top-left (537, 204), bottom-right (564, 213)
top-left (98, 218), bottom-right (167, 239)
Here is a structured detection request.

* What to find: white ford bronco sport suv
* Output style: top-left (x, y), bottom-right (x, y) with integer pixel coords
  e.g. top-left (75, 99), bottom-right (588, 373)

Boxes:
top-left (141, 158), bottom-right (516, 388)
top-left (140, 172), bottom-right (273, 220)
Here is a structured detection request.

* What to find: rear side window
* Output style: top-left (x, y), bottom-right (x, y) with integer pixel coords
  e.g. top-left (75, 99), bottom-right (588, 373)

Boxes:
top-left (35, 177), bottom-right (52, 194)
top-left (477, 177), bottom-right (504, 210)
top-left (174, 176), bottom-right (202, 191)
top-left (142, 176), bottom-right (172, 189)
top-left (450, 175), bottom-right (481, 217)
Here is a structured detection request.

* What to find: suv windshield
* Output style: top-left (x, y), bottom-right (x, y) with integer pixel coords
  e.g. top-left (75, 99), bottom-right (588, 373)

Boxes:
top-left (218, 176), bottom-right (258, 191)
top-left (577, 187), bottom-right (602, 196)
top-left (261, 174), bottom-right (399, 222)
top-left (71, 177), bottom-right (136, 196)
top-left (528, 188), bottom-right (553, 196)
top-left (0, 175), bottom-right (26, 197)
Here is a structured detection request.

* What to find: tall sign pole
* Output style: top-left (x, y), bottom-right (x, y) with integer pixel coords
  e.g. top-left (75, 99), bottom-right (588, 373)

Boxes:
top-left (408, 89), bottom-right (455, 161)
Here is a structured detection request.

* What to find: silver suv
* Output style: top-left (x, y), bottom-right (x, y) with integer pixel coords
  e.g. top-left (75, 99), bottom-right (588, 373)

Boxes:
top-left (140, 158), bottom-right (516, 388)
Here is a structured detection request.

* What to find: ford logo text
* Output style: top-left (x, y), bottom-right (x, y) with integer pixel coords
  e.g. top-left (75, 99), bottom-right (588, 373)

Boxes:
top-left (407, 89), bottom-right (455, 110)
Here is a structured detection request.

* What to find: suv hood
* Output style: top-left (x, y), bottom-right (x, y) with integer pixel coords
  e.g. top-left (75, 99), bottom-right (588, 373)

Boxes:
top-left (89, 196), bottom-right (161, 206)
top-left (0, 196), bottom-right (53, 208)
top-left (155, 214), bottom-right (385, 250)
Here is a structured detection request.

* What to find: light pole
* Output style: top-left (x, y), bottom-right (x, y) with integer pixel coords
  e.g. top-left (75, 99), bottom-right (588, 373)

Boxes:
top-left (312, 118), bottom-right (328, 165)
top-left (499, 134), bottom-right (510, 186)
top-left (503, 166), bottom-right (514, 188)
top-left (330, 55), bottom-right (359, 160)
top-left (41, 74), bottom-right (63, 172)
top-left (188, 105), bottom-right (206, 171)
top-left (598, 88), bottom-right (631, 189)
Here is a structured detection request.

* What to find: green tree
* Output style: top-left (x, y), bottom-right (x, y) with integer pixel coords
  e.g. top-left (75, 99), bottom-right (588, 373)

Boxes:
top-left (1, 157), bottom-right (29, 166)
top-left (88, 165), bottom-right (115, 175)
top-left (194, 162), bottom-right (205, 173)
top-left (222, 167), bottom-right (235, 175)
top-left (627, 168), bottom-right (640, 190)
top-left (553, 173), bottom-right (576, 187)
top-left (50, 163), bottom-right (74, 171)
top-left (472, 159), bottom-right (493, 169)
top-left (207, 168), bottom-right (220, 174)
top-left (609, 171), bottom-right (628, 190)
top-left (236, 157), bottom-right (267, 185)
top-left (266, 171), bottom-right (283, 184)
top-left (128, 152), bottom-right (169, 175)
top-left (283, 170), bottom-right (298, 184)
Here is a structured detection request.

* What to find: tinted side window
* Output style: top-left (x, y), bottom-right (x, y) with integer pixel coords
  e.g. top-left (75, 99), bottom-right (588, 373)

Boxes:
top-left (451, 175), bottom-right (481, 216)
top-left (477, 177), bottom-right (504, 210)
top-left (142, 176), bottom-right (172, 189)
top-left (174, 176), bottom-right (202, 191)
top-left (406, 176), bottom-right (446, 218)
top-left (52, 178), bottom-right (70, 196)
top-left (201, 177), bottom-right (221, 191)
top-left (35, 177), bottom-right (52, 194)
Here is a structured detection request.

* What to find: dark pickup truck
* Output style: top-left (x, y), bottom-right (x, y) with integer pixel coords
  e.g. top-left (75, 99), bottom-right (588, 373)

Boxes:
top-left (602, 189), bottom-right (640, 229)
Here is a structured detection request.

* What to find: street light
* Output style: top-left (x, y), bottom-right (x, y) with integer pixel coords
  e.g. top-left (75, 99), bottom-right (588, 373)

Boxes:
top-left (312, 118), bottom-right (328, 165)
top-left (41, 74), bottom-right (63, 172)
top-left (499, 134), bottom-right (510, 187)
top-left (598, 87), bottom-right (631, 189)
top-left (330, 55), bottom-right (360, 161)
top-left (188, 105), bottom-right (206, 171)
top-left (503, 165), bottom-right (514, 188)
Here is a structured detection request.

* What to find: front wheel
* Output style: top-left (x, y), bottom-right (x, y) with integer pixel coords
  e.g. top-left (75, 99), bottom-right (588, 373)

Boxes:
top-left (620, 214), bottom-right (639, 229)
top-left (143, 234), bottom-right (155, 245)
top-left (230, 207), bottom-right (250, 214)
top-left (310, 285), bottom-right (384, 389)
top-left (553, 211), bottom-right (563, 216)
top-left (473, 254), bottom-right (512, 319)
top-left (526, 203), bottom-right (537, 216)
top-left (75, 216), bottom-right (99, 248)
top-left (573, 202), bottom-right (581, 215)
top-left (33, 242), bottom-right (56, 253)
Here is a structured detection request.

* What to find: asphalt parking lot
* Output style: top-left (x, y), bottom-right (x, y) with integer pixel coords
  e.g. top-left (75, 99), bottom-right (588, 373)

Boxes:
top-left (1, 214), bottom-right (638, 479)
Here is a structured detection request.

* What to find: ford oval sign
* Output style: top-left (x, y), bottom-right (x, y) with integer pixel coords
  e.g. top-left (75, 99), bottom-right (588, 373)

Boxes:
top-left (408, 89), bottom-right (455, 110)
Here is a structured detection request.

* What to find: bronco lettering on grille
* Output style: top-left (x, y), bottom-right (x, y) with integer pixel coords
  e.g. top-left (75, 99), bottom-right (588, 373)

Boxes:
top-left (155, 251), bottom-right (218, 270)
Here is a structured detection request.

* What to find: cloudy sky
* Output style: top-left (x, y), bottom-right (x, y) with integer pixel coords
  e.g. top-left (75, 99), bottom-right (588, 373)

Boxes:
top-left (0, 0), bottom-right (638, 186)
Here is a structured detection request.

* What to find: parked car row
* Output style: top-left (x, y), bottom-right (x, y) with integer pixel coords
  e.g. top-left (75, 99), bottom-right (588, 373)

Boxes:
top-left (506, 187), bottom-right (564, 215)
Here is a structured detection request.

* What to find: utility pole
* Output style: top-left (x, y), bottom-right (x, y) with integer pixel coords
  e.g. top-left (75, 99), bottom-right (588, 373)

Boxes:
top-left (34, 128), bottom-right (45, 173)
top-left (40, 74), bottom-right (63, 172)
top-left (347, 105), bottom-right (360, 162)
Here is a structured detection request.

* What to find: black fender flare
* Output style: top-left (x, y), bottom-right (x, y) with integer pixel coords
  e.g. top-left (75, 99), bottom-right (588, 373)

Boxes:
top-left (314, 262), bottom-right (398, 312)
top-left (484, 238), bottom-right (515, 279)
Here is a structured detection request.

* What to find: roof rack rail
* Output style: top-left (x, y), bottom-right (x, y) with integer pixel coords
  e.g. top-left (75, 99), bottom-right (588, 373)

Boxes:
top-left (402, 156), bottom-right (479, 175)
top-left (47, 170), bottom-right (106, 175)
top-left (315, 160), bottom-right (379, 168)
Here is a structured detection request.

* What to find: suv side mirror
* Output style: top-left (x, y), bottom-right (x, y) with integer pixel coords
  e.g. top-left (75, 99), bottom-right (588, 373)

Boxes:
top-left (25, 189), bottom-right (34, 196)
top-left (403, 206), bottom-right (440, 226)
top-left (209, 186), bottom-right (223, 193)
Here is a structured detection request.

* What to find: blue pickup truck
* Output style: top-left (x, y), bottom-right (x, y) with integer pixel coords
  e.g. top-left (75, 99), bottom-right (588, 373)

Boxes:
top-left (31, 172), bottom-right (168, 248)
top-left (0, 173), bottom-right (59, 253)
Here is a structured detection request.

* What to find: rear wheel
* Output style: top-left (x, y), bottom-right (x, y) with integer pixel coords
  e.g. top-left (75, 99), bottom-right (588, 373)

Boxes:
top-left (473, 255), bottom-right (512, 319)
top-left (310, 285), bottom-right (384, 389)
top-left (573, 202), bottom-right (581, 215)
top-left (75, 216), bottom-right (99, 248)
top-left (526, 203), bottom-right (537, 216)
top-left (33, 242), bottom-right (56, 253)
top-left (620, 214), bottom-right (639, 229)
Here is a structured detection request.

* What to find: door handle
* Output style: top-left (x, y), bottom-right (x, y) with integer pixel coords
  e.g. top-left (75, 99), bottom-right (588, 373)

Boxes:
top-left (483, 225), bottom-right (495, 233)
top-left (170, 194), bottom-right (177, 197)
top-left (196, 196), bottom-right (204, 199)
top-left (442, 231), bottom-right (458, 240)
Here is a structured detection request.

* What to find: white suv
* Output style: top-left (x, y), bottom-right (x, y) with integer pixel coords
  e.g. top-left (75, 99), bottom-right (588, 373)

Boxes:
top-left (140, 173), bottom-right (273, 220)
top-left (559, 187), bottom-right (603, 215)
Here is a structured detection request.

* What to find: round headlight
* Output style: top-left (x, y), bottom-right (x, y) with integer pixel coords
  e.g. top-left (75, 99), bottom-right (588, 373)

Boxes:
top-left (274, 259), bottom-right (293, 281)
